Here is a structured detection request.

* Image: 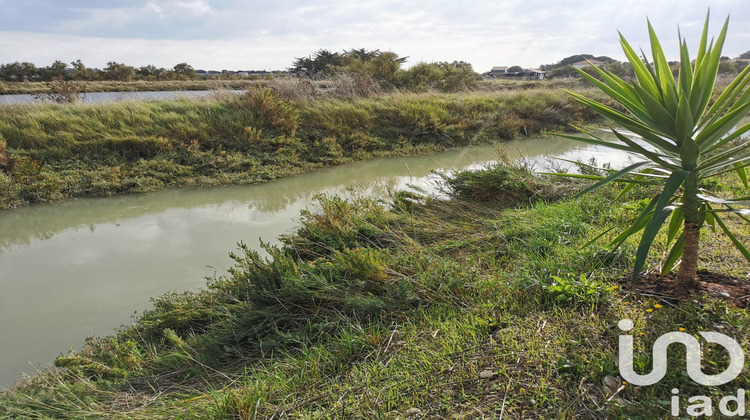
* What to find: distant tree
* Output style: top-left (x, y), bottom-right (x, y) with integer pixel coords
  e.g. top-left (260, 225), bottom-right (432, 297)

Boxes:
top-left (343, 48), bottom-right (380, 62)
top-left (365, 51), bottom-right (407, 84)
top-left (289, 48), bottom-right (407, 83)
top-left (740, 50), bottom-right (750, 59)
top-left (289, 49), bottom-right (345, 76)
top-left (103, 61), bottom-right (135, 81)
top-left (546, 65), bottom-right (577, 79)
top-left (137, 64), bottom-right (165, 79)
top-left (42, 60), bottom-right (69, 81)
top-left (507, 65), bottom-right (523, 73)
top-left (398, 61), bottom-right (479, 92)
top-left (540, 54), bottom-right (615, 71)
top-left (0, 62), bottom-right (39, 81)
top-left (70, 60), bottom-right (100, 81)
top-left (600, 61), bottom-right (629, 78)
top-left (718, 60), bottom-right (738, 74)
top-left (173, 62), bottom-right (196, 78)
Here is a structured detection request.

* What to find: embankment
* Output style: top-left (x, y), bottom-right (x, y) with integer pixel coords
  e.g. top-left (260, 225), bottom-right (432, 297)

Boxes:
top-left (0, 88), bottom-right (607, 209)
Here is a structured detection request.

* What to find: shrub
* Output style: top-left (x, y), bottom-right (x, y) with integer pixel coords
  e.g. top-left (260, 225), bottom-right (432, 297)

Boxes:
top-left (0, 133), bottom-right (7, 169)
top-left (243, 87), bottom-right (300, 135)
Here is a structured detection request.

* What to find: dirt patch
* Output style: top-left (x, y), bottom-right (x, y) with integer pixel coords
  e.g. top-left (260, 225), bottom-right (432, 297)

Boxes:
top-left (618, 271), bottom-right (750, 308)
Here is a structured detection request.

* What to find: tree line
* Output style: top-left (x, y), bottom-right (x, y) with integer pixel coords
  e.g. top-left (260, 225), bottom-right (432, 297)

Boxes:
top-left (289, 48), bottom-right (481, 91)
top-left (0, 60), bottom-right (199, 82)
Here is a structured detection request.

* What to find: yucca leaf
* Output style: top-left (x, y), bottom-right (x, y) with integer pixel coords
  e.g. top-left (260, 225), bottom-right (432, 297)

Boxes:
top-left (631, 171), bottom-right (689, 282)
top-left (574, 161), bottom-right (653, 197)
top-left (619, 32), bottom-right (660, 96)
top-left (705, 211), bottom-right (716, 232)
top-left (701, 122), bottom-right (750, 154)
top-left (551, 157), bottom-right (667, 179)
top-left (677, 32), bottom-right (693, 99)
top-left (675, 94), bottom-right (694, 143)
top-left (692, 17), bottom-right (729, 119)
top-left (609, 197), bottom-right (658, 249)
top-left (565, 91), bottom-right (682, 155)
top-left (698, 135), bottom-right (750, 170)
top-left (694, 10), bottom-right (711, 69)
top-left (610, 130), bottom-right (681, 169)
top-left (667, 206), bottom-right (684, 245)
top-left (709, 208), bottom-right (750, 216)
top-left (734, 162), bottom-right (749, 188)
top-left (699, 63), bottom-right (750, 129)
top-left (565, 92), bottom-right (660, 140)
top-left (702, 152), bottom-right (750, 177)
top-left (571, 68), bottom-right (651, 122)
top-left (696, 194), bottom-right (750, 206)
top-left (711, 209), bottom-right (750, 262)
top-left (647, 19), bottom-right (679, 113)
top-left (695, 103), bottom-right (750, 149)
top-left (553, 131), bottom-right (639, 153)
top-left (616, 169), bottom-right (659, 200)
top-left (661, 233), bottom-right (685, 276)
top-left (630, 83), bottom-right (677, 135)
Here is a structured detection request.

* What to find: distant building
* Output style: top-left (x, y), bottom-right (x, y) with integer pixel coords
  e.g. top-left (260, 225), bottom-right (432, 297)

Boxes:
top-left (489, 66), bottom-right (509, 75)
top-left (518, 69), bottom-right (547, 80)
top-left (487, 66), bottom-right (546, 80)
top-left (571, 59), bottom-right (604, 69)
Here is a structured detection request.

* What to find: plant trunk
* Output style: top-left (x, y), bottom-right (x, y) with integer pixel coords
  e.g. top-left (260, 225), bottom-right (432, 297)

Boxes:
top-left (675, 173), bottom-right (701, 295)
top-left (675, 221), bottom-right (700, 293)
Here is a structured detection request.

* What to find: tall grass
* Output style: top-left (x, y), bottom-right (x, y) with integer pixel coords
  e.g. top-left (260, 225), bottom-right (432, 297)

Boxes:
top-left (0, 88), bottom-right (606, 209)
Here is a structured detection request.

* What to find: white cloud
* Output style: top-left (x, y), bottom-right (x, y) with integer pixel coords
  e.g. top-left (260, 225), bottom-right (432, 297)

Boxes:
top-left (0, 0), bottom-right (747, 72)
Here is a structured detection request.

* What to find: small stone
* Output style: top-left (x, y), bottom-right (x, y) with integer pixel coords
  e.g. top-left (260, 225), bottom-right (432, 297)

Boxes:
top-left (720, 292), bottom-right (731, 298)
top-left (404, 408), bottom-right (422, 416)
top-left (479, 369), bottom-right (496, 379)
top-left (603, 375), bottom-right (620, 394)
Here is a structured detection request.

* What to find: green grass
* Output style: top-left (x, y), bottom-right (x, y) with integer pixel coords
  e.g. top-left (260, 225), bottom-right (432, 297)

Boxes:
top-left (1, 161), bottom-right (748, 418)
top-left (0, 88), bottom-right (606, 209)
top-left (0, 79), bottom-right (266, 95)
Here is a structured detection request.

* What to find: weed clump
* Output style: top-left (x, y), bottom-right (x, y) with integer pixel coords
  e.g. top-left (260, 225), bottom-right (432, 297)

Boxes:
top-left (0, 133), bottom-right (7, 169)
top-left (444, 163), bottom-right (546, 205)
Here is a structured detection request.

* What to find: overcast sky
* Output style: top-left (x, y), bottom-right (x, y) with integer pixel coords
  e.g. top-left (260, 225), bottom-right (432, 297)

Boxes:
top-left (0, 0), bottom-right (748, 72)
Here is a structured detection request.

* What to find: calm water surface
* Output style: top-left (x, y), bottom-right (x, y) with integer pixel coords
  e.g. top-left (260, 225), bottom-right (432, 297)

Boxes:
top-left (0, 135), bottom-right (634, 388)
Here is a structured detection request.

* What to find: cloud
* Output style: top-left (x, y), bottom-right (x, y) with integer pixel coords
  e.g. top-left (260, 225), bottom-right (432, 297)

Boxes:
top-left (0, 0), bottom-right (747, 72)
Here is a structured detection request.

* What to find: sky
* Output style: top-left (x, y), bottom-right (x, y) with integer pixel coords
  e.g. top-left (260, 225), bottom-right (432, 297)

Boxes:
top-left (0, 0), bottom-right (748, 73)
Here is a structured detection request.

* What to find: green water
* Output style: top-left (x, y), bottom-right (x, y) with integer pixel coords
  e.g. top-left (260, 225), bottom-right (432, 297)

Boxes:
top-left (0, 135), bottom-right (626, 388)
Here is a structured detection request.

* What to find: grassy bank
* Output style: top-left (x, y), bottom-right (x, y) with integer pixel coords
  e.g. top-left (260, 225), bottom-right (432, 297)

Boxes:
top-left (0, 88), bottom-right (606, 209)
top-left (0, 79), bottom-right (266, 95)
top-left (1, 161), bottom-right (748, 418)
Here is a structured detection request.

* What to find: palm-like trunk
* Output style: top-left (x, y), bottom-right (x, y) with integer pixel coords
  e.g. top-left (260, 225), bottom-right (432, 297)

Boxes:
top-left (675, 174), bottom-right (701, 294)
top-left (675, 221), bottom-right (699, 292)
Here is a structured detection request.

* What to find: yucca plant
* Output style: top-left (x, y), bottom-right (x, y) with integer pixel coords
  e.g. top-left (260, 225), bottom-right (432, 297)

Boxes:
top-left (548, 12), bottom-right (750, 294)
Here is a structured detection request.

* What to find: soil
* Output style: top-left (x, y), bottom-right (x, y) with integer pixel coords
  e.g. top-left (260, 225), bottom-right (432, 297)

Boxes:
top-left (618, 270), bottom-right (750, 308)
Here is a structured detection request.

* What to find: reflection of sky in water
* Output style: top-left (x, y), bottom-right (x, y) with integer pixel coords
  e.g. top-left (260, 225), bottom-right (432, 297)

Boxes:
top-left (0, 137), bottom-right (639, 388)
